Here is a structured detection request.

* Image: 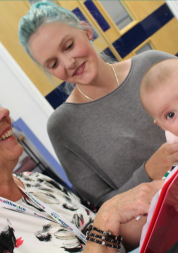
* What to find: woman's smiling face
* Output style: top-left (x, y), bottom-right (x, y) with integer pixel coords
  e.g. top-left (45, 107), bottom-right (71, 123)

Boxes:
top-left (28, 22), bottom-right (99, 86)
top-left (0, 107), bottom-right (23, 165)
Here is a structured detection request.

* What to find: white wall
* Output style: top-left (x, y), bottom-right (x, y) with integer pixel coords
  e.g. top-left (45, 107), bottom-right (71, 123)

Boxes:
top-left (0, 42), bottom-right (57, 160)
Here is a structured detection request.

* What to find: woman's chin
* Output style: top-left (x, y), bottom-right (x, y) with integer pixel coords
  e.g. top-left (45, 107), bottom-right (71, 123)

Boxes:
top-left (7, 144), bottom-right (24, 163)
top-left (15, 143), bottom-right (24, 158)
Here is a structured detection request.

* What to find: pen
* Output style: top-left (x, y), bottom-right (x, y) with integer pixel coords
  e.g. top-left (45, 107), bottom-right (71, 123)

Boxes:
top-left (162, 170), bottom-right (171, 180)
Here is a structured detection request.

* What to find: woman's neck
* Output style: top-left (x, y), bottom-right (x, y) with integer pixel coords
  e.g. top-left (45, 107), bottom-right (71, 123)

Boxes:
top-left (67, 58), bottom-right (131, 104)
top-left (0, 161), bottom-right (25, 201)
top-left (67, 61), bottom-right (117, 103)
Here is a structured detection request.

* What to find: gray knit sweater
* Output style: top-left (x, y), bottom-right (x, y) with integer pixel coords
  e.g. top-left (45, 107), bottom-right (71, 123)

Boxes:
top-left (47, 50), bottom-right (176, 207)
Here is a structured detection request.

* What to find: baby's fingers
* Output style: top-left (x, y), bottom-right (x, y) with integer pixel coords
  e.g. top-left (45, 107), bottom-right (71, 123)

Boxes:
top-left (167, 143), bottom-right (178, 155)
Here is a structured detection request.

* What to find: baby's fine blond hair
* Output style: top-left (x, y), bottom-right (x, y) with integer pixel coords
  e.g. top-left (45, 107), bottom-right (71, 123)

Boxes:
top-left (140, 58), bottom-right (178, 115)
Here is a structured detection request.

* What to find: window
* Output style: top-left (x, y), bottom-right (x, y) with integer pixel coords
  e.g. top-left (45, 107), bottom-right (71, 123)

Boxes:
top-left (99, 0), bottom-right (133, 30)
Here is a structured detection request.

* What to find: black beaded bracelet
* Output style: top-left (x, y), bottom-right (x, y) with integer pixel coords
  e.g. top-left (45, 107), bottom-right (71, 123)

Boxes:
top-left (88, 225), bottom-right (122, 241)
top-left (86, 231), bottom-right (121, 244)
top-left (86, 235), bottom-right (121, 250)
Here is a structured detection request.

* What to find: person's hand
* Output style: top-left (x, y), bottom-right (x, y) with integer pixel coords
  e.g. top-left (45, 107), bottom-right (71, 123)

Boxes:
top-left (145, 142), bottom-right (178, 180)
top-left (92, 180), bottom-right (163, 237)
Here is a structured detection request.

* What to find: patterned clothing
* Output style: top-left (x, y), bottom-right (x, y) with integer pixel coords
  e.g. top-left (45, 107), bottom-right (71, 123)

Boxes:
top-left (0, 172), bottom-right (96, 253)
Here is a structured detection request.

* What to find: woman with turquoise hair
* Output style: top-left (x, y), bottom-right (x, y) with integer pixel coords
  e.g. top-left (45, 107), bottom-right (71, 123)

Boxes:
top-left (18, 0), bottom-right (178, 216)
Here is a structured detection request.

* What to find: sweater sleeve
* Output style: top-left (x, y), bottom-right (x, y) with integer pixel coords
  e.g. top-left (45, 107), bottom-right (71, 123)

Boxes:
top-left (50, 141), bottom-right (151, 207)
top-left (97, 163), bottom-right (151, 206)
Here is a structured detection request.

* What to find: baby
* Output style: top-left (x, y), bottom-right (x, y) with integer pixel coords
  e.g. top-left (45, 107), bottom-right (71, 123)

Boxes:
top-left (140, 58), bottom-right (178, 144)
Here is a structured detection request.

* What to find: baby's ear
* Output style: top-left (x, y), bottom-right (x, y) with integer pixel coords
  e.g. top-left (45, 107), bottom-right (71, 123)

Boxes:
top-left (154, 119), bottom-right (166, 130)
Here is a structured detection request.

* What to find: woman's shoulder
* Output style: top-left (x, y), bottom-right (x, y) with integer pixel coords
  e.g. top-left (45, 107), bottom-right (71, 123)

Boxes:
top-left (15, 172), bottom-right (74, 195)
top-left (128, 50), bottom-right (177, 77)
top-left (132, 50), bottom-right (176, 63)
top-left (15, 171), bottom-right (53, 186)
top-left (47, 103), bottom-right (70, 134)
top-left (113, 50), bottom-right (176, 84)
top-left (48, 103), bottom-right (67, 121)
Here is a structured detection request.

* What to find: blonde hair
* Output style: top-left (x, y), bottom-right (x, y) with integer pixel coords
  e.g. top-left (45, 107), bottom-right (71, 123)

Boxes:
top-left (140, 58), bottom-right (178, 114)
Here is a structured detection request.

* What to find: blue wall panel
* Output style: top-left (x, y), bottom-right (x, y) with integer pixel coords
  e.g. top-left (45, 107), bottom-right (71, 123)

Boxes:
top-left (12, 118), bottom-right (72, 188)
top-left (113, 4), bottom-right (174, 58)
top-left (84, 0), bottom-right (110, 32)
top-left (46, 82), bottom-right (68, 109)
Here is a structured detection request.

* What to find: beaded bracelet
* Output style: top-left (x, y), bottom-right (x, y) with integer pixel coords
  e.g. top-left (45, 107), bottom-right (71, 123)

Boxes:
top-left (88, 225), bottom-right (122, 241)
top-left (86, 231), bottom-right (121, 244)
top-left (86, 225), bottom-right (123, 249)
top-left (86, 235), bottom-right (121, 249)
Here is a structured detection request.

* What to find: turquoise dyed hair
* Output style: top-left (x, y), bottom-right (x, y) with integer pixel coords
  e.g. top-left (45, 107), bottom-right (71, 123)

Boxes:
top-left (18, 2), bottom-right (114, 94)
top-left (18, 1), bottom-right (86, 62)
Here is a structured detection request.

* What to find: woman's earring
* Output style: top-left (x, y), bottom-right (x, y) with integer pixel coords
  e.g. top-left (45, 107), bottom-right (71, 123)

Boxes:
top-left (89, 35), bottom-right (92, 40)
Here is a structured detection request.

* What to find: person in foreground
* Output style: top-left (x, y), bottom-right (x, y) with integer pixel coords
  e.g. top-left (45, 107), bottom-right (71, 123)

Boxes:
top-left (18, 2), bottom-right (178, 208)
top-left (0, 106), bottom-right (164, 252)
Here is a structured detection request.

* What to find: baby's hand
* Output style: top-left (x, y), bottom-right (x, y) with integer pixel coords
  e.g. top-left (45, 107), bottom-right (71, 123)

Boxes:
top-left (145, 142), bottom-right (178, 180)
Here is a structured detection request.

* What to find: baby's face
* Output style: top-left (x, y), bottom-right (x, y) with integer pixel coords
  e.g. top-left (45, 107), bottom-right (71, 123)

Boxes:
top-left (143, 76), bottom-right (178, 137)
